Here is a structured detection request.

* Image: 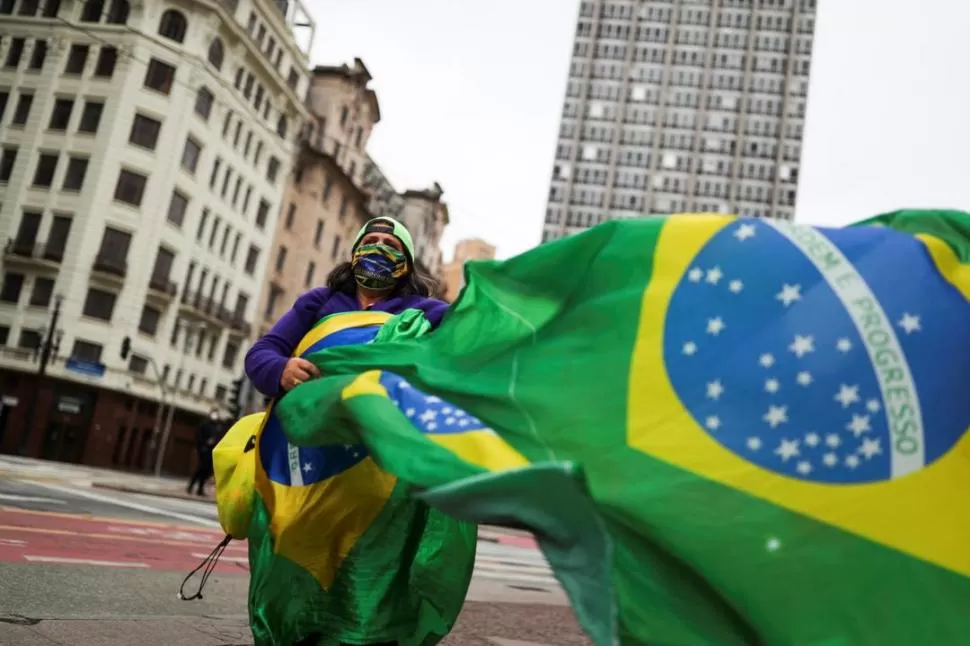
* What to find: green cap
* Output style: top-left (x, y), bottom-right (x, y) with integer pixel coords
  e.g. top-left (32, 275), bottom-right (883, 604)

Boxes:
top-left (352, 217), bottom-right (415, 265)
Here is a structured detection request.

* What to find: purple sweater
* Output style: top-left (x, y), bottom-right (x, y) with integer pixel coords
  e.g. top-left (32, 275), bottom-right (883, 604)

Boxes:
top-left (244, 288), bottom-right (449, 398)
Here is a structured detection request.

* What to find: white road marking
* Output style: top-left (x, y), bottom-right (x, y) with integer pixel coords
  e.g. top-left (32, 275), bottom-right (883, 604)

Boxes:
top-left (0, 538), bottom-right (27, 546)
top-left (27, 482), bottom-right (221, 528)
top-left (23, 555), bottom-right (150, 568)
top-left (0, 493), bottom-right (65, 505)
top-left (191, 552), bottom-right (248, 564)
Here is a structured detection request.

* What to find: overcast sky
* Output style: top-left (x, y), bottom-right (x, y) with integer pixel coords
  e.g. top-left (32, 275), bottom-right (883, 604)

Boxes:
top-left (311, 0), bottom-right (970, 260)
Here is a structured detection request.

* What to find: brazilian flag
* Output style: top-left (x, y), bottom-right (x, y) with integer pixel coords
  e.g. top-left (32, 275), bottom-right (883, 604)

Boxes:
top-left (272, 209), bottom-right (970, 645)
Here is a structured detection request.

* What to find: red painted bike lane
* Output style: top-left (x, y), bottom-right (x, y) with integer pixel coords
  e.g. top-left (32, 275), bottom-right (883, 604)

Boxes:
top-left (0, 507), bottom-right (249, 573)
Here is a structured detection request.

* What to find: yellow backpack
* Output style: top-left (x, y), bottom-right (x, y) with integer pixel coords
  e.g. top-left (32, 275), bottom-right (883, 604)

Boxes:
top-left (212, 412), bottom-right (264, 540)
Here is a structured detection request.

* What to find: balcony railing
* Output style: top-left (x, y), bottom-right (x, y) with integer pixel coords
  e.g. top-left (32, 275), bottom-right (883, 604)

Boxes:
top-left (92, 254), bottom-right (127, 278)
top-left (4, 239), bottom-right (65, 264)
top-left (147, 275), bottom-right (178, 298)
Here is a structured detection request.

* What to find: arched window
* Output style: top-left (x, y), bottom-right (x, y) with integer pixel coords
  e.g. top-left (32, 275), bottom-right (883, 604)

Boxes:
top-left (80, 0), bottom-right (104, 22)
top-left (276, 115), bottom-right (288, 139)
top-left (158, 9), bottom-right (188, 43)
top-left (106, 0), bottom-right (129, 24)
top-left (207, 38), bottom-right (224, 70)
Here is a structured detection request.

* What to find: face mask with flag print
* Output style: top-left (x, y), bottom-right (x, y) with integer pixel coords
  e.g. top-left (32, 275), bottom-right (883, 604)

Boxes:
top-left (352, 243), bottom-right (408, 291)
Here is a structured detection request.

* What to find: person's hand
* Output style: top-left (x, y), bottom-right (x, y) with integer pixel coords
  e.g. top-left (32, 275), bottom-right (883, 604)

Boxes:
top-left (281, 357), bottom-right (320, 391)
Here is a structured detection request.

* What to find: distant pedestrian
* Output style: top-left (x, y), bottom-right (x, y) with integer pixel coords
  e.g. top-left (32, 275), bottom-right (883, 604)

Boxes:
top-left (187, 408), bottom-right (220, 496)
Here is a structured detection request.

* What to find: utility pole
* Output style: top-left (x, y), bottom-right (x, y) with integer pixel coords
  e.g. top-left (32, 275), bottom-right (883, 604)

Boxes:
top-left (154, 319), bottom-right (202, 476)
top-left (17, 295), bottom-right (63, 455)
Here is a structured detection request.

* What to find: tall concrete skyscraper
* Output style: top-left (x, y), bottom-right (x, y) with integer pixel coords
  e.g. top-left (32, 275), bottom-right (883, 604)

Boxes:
top-left (542, 0), bottom-right (817, 243)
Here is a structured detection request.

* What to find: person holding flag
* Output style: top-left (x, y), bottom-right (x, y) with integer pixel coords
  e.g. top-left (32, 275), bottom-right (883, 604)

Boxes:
top-left (242, 217), bottom-right (476, 646)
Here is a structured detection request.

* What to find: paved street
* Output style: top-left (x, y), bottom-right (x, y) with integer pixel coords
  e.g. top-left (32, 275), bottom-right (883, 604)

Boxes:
top-left (0, 462), bottom-right (589, 645)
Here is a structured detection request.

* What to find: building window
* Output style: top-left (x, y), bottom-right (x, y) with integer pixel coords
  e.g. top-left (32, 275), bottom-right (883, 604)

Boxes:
top-left (4, 37), bottom-right (24, 68)
top-left (264, 285), bottom-right (283, 321)
top-left (244, 245), bottom-right (259, 275)
top-left (47, 215), bottom-right (72, 261)
top-left (267, 156), bottom-right (281, 183)
top-left (304, 261), bottom-right (315, 288)
top-left (11, 93), bottom-right (33, 126)
top-left (28, 39), bottom-right (48, 70)
top-left (255, 199), bottom-right (270, 229)
top-left (194, 87), bottom-right (213, 120)
top-left (82, 288), bottom-right (116, 321)
top-left (158, 9), bottom-right (188, 43)
top-left (331, 235), bottom-right (342, 261)
top-left (0, 147), bottom-right (18, 182)
top-left (231, 232), bottom-right (241, 263)
top-left (338, 195), bottom-right (349, 218)
top-left (19, 329), bottom-right (41, 350)
top-left (94, 46), bottom-right (117, 77)
top-left (284, 203), bottom-right (295, 230)
top-left (181, 138), bottom-right (201, 174)
top-left (95, 226), bottom-right (131, 273)
top-left (0, 326), bottom-right (8, 345)
top-left (166, 190), bottom-right (188, 227)
top-left (276, 115), bottom-right (288, 139)
top-left (275, 246), bottom-right (287, 272)
top-left (0, 273), bottom-right (25, 303)
top-left (106, 0), bottom-right (129, 24)
top-left (32, 153), bottom-right (58, 187)
top-left (62, 156), bottom-right (89, 191)
top-left (144, 58), bottom-right (176, 94)
top-left (78, 100), bottom-right (103, 133)
top-left (129, 114), bottom-right (161, 149)
top-left (71, 339), bottom-right (103, 363)
top-left (196, 208), bottom-right (209, 242)
top-left (48, 98), bottom-right (74, 130)
top-left (64, 44), bottom-right (89, 75)
top-left (313, 220), bottom-right (324, 247)
top-left (222, 341), bottom-right (239, 370)
top-left (114, 169), bottom-right (147, 206)
top-left (29, 277), bottom-right (54, 308)
top-left (18, 0), bottom-right (40, 15)
top-left (207, 38), bottom-right (224, 70)
top-left (322, 176), bottom-right (333, 201)
top-left (0, 90), bottom-right (7, 122)
top-left (139, 304), bottom-right (161, 336)
top-left (129, 355), bottom-right (149, 375)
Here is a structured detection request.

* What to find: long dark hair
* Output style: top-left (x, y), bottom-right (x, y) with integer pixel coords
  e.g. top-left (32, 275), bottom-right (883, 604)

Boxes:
top-left (326, 261), bottom-right (444, 299)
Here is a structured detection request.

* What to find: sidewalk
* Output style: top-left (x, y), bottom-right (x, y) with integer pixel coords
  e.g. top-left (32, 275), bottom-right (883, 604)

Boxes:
top-left (0, 455), bottom-right (538, 547)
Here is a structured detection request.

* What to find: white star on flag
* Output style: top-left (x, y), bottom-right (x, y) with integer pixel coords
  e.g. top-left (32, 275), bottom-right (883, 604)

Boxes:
top-left (458, 419), bottom-right (469, 427)
top-left (303, 462), bottom-right (313, 473)
top-left (789, 335), bottom-right (815, 358)
top-left (759, 353), bottom-right (775, 368)
top-left (706, 267), bottom-right (724, 285)
top-left (823, 453), bottom-right (838, 467)
top-left (683, 341), bottom-right (698, 356)
top-left (706, 380), bottom-right (724, 400)
top-left (427, 422), bottom-right (437, 431)
top-left (425, 396), bottom-right (442, 404)
top-left (734, 223), bottom-right (757, 241)
top-left (836, 338), bottom-right (853, 353)
top-left (405, 408), bottom-right (416, 417)
top-left (804, 432), bottom-right (820, 447)
top-left (846, 414), bottom-right (871, 438)
top-left (859, 437), bottom-right (882, 460)
top-left (898, 313), bottom-right (921, 334)
top-left (763, 405), bottom-right (788, 428)
top-left (775, 438), bottom-right (800, 461)
top-left (796, 371), bottom-right (813, 386)
top-left (707, 317), bottom-right (726, 335)
top-left (729, 280), bottom-right (744, 293)
top-left (776, 284), bottom-right (802, 307)
top-left (419, 409), bottom-right (438, 424)
top-left (866, 399), bottom-right (881, 413)
top-left (825, 434), bottom-right (841, 448)
top-left (764, 378), bottom-right (780, 394)
top-left (705, 416), bottom-right (721, 430)
top-left (845, 454), bottom-right (861, 469)
top-left (834, 384), bottom-right (860, 408)
top-left (796, 461), bottom-right (813, 475)
top-left (442, 407), bottom-right (453, 414)
top-left (687, 267), bottom-right (703, 282)
top-left (747, 437), bottom-right (762, 451)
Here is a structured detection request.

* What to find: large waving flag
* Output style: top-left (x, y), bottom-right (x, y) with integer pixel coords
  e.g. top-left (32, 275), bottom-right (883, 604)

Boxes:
top-left (246, 310), bottom-right (477, 646)
top-left (274, 209), bottom-right (970, 645)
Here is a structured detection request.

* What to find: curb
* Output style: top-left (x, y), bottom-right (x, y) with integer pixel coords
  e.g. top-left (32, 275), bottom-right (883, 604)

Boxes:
top-left (92, 482), bottom-right (216, 503)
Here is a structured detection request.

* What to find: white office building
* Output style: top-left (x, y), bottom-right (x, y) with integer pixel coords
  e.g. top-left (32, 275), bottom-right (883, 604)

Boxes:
top-left (0, 0), bottom-right (313, 470)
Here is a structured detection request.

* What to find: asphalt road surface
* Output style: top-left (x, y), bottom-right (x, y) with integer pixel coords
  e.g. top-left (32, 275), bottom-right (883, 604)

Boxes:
top-left (0, 476), bottom-right (589, 645)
